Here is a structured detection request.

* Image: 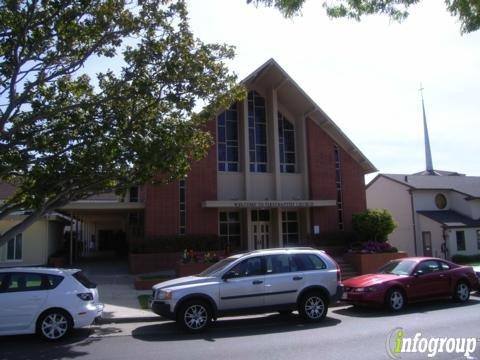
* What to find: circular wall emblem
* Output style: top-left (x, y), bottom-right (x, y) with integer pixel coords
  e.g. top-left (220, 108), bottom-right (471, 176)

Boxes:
top-left (435, 193), bottom-right (447, 209)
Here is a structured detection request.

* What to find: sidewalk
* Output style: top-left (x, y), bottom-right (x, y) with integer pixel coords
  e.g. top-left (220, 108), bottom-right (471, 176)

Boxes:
top-left (78, 259), bottom-right (161, 323)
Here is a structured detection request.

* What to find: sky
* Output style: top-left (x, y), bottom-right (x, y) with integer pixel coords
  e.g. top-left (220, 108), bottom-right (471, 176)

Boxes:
top-left (184, 0), bottom-right (480, 183)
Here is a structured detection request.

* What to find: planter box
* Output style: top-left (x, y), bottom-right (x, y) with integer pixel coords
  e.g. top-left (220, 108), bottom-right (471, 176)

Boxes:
top-left (344, 252), bottom-right (408, 275)
top-left (175, 262), bottom-right (214, 277)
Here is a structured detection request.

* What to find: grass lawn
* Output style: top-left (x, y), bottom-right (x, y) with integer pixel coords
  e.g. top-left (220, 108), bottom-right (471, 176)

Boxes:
top-left (137, 294), bottom-right (150, 310)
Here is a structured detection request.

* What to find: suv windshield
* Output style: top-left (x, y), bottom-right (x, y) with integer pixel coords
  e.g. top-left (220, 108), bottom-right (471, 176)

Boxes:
top-left (197, 258), bottom-right (238, 277)
top-left (377, 260), bottom-right (417, 276)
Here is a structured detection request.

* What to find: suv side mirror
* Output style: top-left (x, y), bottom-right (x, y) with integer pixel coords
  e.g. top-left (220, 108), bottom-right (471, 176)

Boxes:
top-left (222, 271), bottom-right (236, 281)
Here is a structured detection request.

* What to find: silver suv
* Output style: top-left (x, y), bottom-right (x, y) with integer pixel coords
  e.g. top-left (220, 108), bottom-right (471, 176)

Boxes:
top-left (150, 248), bottom-right (343, 332)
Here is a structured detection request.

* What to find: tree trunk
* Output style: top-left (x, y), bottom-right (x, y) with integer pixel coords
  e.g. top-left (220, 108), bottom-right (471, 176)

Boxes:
top-left (0, 208), bottom-right (45, 248)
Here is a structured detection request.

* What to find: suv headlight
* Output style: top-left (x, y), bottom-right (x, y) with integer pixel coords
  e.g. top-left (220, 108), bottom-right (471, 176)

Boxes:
top-left (156, 290), bottom-right (172, 300)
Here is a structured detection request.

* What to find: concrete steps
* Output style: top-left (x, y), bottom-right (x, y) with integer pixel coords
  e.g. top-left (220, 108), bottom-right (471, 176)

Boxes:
top-left (333, 257), bottom-right (358, 280)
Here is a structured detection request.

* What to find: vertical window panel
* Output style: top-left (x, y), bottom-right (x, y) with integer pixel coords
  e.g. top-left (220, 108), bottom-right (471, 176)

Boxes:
top-left (217, 104), bottom-right (239, 172)
top-left (278, 112), bottom-right (296, 173)
top-left (248, 91), bottom-right (268, 172)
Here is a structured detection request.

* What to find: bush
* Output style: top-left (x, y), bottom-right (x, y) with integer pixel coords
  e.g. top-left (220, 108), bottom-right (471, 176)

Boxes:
top-left (352, 209), bottom-right (397, 242)
top-left (451, 254), bottom-right (480, 264)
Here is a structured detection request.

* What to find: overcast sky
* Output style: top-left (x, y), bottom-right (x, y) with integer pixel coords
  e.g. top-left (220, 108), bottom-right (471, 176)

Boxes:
top-left (185, 0), bottom-right (480, 182)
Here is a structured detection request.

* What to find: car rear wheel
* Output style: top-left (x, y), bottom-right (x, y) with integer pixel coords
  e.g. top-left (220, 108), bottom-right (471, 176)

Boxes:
top-left (299, 292), bottom-right (328, 322)
top-left (454, 282), bottom-right (470, 302)
top-left (36, 309), bottom-right (72, 341)
top-left (178, 300), bottom-right (211, 333)
top-left (386, 288), bottom-right (406, 312)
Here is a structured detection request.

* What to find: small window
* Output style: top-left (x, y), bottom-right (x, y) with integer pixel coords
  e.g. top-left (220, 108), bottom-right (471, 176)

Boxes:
top-left (228, 257), bottom-right (264, 278)
top-left (266, 255), bottom-right (291, 274)
top-left (5, 273), bottom-right (44, 292)
top-left (0, 273), bottom-right (7, 293)
top-left (439, 262), bottom-right (450, 271)
top-left (435, 193), bottom-right (447, 209)
top-left (416, 260), bottom-right (441, 274)
top-left (6, 233), bottom-right (22, 261)
top-left (44, 274), bottom-right (64, 289)
top-left (72, 271), bottom-right (97, 289)
top-left (292, 254), bottom-right (326, 271)
top-left (456, 231), bottom-right (466, 251)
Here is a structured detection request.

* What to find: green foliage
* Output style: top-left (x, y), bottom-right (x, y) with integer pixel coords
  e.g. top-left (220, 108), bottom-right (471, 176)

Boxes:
top-left (451, 254), bottom-right (480, 264)
top-left (249, 0), bottom-right (480, 33)
top-left (0, 0), bottom-right (244, 245)
top-left (352, 209), bottom-right (397, 242)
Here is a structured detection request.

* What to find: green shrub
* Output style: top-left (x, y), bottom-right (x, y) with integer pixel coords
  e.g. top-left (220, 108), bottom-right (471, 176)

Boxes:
top-left (451, 254), bottom-right (480, 264)
top-left (352, 209), bottom-right (397, 242)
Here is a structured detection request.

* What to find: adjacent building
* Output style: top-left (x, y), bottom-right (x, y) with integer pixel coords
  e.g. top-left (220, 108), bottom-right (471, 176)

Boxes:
top-left (367, 173), bottom-right (480, 258)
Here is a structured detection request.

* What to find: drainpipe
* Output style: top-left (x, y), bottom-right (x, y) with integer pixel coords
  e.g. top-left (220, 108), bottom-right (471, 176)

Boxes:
top-left (409, 190), bottom-right (418, 256)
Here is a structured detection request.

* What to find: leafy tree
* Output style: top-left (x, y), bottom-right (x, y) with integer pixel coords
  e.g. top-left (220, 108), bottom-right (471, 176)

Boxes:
top-left (0, 0), bottom-right (244, 247)
top-left (248, 0), bottom-right (480, 33)
top-left (352, 209), bottom-right (397, 242)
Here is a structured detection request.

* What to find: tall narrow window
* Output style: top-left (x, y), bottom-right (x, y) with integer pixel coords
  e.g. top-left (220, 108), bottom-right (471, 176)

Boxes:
top-left (179, 180), bottom-right (186, 235)
top-left (282, 211), bottom-right (299, 245)
top-left (7, 233), bottom-right (22, 261)
top-left (217, 104), bottom-right (239, 171)
top-left (477, 230), bottom-right (480, 250)
top-left (129, 186), bottom-right (138, 202)
top-left (219, 212), bottom-right (241, 250)
top-left (456, 231), bottom-right (465, 251)
top-left (278, 112), bottom-right (296, 173)
top-left (334, 145), bottom-right (344, 230)
top-left (248, 91), bottom-right (267, 172)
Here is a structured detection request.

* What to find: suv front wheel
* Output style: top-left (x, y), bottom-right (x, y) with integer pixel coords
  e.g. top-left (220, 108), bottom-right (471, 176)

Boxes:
top-left (177, 300), bottom-right (212, 333)
top-left (299, 292), bottom-right (328, 322)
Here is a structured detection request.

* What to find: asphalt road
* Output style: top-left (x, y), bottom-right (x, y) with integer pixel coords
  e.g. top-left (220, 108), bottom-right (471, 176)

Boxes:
top-left (2, 294), bottom-right (480, 360)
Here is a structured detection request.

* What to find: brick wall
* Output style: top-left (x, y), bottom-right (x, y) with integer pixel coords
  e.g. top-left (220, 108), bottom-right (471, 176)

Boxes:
top-left (143, 119), bottom-right (218, 238)
top-left (306, 117), bottom-right (338, 233)
top-left (185, 119), bottom-right (218, 235)
top-left (305, 117), bottom-right (366, 234)
top-left (340, 146), bottom-right (367, 231)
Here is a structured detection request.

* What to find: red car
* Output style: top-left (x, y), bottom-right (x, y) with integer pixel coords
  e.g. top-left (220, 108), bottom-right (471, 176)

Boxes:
top-left (342, 257), bottom-right (479, 311)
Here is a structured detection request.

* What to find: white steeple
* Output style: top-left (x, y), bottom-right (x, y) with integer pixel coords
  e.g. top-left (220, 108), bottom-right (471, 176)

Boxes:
top-left (420, 85), bottom-right (436, 175)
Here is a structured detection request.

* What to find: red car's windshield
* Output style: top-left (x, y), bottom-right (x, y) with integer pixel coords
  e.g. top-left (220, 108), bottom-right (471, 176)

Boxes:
top-left (377, 260), bottom-right (417, 275)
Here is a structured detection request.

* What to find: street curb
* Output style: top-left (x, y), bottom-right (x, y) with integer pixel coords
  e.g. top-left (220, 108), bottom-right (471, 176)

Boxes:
top-left (96, 316), bottom-right (163, 325)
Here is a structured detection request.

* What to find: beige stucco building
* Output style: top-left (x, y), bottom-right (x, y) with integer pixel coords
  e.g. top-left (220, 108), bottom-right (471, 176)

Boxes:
top-left (367, 173), bottom-right (480, 259)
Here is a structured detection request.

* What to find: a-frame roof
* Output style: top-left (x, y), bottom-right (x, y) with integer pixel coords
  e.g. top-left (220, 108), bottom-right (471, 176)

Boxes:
top-left (241, 58), bottom-right (377, 174)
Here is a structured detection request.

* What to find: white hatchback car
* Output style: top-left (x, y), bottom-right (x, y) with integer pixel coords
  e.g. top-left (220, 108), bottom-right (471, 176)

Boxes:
top-left (0, 267), bottom-right (103, 341)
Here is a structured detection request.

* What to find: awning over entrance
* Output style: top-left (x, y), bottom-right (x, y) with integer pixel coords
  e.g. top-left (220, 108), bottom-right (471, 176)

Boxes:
top-left (202, 200), bottom-right (336, 208)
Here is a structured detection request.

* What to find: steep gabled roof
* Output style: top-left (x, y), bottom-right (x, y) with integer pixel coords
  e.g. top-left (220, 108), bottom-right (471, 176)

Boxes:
top-left (241, 58), bottom-right (377, 174)
top-left (368, 173), bottom-right (480, 199)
